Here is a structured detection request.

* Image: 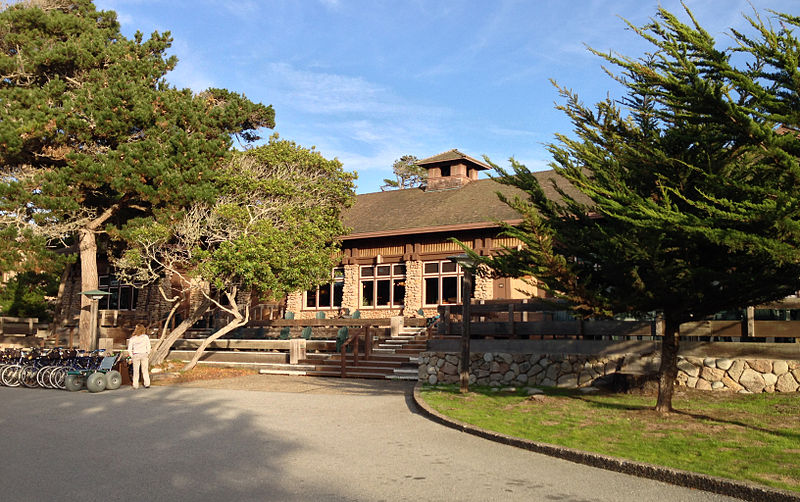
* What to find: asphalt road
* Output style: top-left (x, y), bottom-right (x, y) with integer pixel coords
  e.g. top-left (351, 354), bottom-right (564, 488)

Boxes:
top-left (0, 377), bottom-right (739, 502)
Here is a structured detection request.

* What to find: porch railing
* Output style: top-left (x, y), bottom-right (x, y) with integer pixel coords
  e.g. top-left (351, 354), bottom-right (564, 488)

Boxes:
top-left (438, 300), bottom-right (800, 342)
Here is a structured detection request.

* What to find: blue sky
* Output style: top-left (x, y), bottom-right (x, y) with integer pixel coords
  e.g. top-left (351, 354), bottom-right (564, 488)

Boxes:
top-left (95, 0), bottom-right (797, 194)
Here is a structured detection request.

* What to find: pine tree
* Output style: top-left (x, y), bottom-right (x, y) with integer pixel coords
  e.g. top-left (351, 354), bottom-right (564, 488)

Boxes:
top-left (0, 1), bottom-right (274, 348)
top-left (483, 6), bottom-right (800, 412)
top-left (114, 136), bottom-right (356, 368)
top-left (381, 155), bottom-right (426, 190)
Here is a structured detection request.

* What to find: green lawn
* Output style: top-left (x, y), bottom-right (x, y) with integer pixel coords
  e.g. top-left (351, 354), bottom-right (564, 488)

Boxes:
top-left (419, 385), bottom-right (800, 493)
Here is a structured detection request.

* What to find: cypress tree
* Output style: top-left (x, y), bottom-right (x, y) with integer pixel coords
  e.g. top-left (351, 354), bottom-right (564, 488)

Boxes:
top-left (484, 6), bottom-right (800, 412)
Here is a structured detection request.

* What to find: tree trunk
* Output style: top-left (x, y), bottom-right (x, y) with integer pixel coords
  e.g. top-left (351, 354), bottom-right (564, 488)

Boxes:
top-left (182, 310), bottom-right (248, 372)
top-left (655, 312), bottom-right (680, 414)
top-left (150, 295), bottom-right (181, 358)
top-left (149, 296), bottom-right (213, 366)
top-left (78, 229), bottom-right (98, 350)
top-left (49, 263), bottom-right (72, 341)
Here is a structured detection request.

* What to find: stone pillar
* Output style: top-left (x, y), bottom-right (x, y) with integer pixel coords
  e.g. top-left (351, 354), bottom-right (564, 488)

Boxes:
top-left (286, 291), bottom-right (303, 316)
top-left (474, 271), bottom-right (492, 301)
top-left (402, 260), bottom-right (423, 316)
top-left (342, 264), bottom-right (360, 314)
top-left (390, 316), bottom-right (404, 337)
top-left (289, 338), bottom-right (306, 364)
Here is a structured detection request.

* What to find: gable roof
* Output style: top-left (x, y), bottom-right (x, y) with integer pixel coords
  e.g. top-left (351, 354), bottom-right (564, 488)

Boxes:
top-left (343, 170), bottom-right (585, 240)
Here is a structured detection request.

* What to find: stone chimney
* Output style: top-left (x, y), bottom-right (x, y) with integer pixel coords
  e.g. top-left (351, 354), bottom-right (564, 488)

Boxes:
top-left (417, 149), bottom-right (489, 191)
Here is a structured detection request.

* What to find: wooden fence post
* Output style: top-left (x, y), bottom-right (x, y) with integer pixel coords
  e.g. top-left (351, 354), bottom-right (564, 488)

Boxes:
top-left (508, 303), bottom-right (516, 339)
top-left (441, 306), bottom-right (451, 335)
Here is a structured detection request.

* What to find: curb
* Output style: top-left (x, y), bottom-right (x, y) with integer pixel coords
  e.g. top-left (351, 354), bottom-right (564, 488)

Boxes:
top-left (412, 383), bottom-right (799, 502)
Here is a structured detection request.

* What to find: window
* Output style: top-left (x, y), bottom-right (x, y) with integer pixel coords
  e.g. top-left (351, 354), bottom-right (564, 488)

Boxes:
top-left (98, 276), bottom-right (139, 311)
top-left (361, 264), bottom-right (405, 308)
top-left (305, 268), bottom-right (344, 309)
top-left (423, 260), bottom-right (464, 305)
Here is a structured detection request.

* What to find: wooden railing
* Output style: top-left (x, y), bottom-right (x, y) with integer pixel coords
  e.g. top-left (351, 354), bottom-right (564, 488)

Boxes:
top-left (438, 301), bottom-right (800, 341)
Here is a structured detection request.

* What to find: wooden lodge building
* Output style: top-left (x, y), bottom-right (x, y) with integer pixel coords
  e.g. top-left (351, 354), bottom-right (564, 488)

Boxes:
top-left (286, 149), bottom-right (573, 320)
top-left (54, 149), bottom-right (577, 334)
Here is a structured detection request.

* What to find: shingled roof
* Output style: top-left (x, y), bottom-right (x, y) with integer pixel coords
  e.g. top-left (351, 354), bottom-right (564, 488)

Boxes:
top-left (343, 170), bottom-right (585, 239)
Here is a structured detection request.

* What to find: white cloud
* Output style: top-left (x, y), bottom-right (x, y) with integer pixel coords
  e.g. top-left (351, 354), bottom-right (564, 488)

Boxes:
top-left (263, 63), bottom-right (453, 123)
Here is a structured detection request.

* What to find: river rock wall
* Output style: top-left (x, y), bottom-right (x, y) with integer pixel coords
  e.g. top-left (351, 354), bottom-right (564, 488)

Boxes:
top-left (419, 352), bottom-right (800, 393)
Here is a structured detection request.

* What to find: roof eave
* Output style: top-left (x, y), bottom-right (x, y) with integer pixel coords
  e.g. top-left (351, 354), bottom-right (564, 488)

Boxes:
top-left (339, 219), bottom-right (523, 241)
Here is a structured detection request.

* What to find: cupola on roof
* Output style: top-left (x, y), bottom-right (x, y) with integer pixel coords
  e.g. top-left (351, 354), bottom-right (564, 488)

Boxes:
top-left (417, 149), bottom-right (490, 191)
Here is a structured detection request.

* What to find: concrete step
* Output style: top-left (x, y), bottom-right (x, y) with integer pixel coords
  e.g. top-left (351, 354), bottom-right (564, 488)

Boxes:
top-left (392, 368), bottom-right (419, 376)
top-left (378, 343), bottom-right (426, 350)
top-left (255, 363), bottom-right (317, 372)
top-left (306, 361), bottom-right (404, 372)
top-left (306, 369), bottom-right (394, 379)
top-left (259, 369), bottom-right (309, 376)
top-left (167, 350), bottom-right (288, 365)
top-left (307, 353), bottom-right (412, 363)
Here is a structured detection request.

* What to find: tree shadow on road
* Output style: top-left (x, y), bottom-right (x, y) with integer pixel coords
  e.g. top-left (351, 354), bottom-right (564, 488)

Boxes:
top-left (0, 386), bottom-right (361, 502)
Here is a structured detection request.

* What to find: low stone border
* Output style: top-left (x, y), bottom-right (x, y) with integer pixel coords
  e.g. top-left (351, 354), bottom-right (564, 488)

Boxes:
top-left (412, 383), bottom-right (799, 502)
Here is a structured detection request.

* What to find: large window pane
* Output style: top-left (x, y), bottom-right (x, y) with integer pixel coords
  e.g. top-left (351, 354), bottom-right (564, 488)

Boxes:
top-left (393, 279), bottom-right (405, 306)
top-left (361, 281), bottom-right (374, 307)
top-left (425, 277), bottom-right (438, 305)
top-left (120, 287), bottom-right (132, 310)
top-left (333, 281), bottom-right (344, 307)
top-left (318, 284), bottom-right (331, 308)
top-left (108, 289), bottom-right (119, 310)
top-left (442, 276), bottom-right (458, 304)
top-left (306, 290), bottom-right (316, 308)
top-left (376, 279), bottom-right (390, 306)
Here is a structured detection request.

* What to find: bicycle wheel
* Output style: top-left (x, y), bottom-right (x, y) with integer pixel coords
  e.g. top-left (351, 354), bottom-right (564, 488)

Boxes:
top-left (1, 365), bottom-right (21, 387)
top-left (64, 374), bottom-right (85, 392)
top-left (50, 367), bottom-right (67, 390)
top-left (37, 366), bottom-right (53, 388)
top-left (20, 366), bottom-right (39, 388)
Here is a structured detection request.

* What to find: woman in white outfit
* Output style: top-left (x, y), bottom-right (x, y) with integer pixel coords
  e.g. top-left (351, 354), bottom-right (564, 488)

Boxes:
top-left (127, 324), bottom-right (151, 389)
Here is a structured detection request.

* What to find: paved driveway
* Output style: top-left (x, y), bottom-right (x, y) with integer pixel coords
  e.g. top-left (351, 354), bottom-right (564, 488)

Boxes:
top-left (0, 377), bottom-right (738, 502)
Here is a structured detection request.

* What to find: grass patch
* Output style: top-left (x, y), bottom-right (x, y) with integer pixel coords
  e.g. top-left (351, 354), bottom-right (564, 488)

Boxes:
top-left (420, 384), bottom-right (800, 493)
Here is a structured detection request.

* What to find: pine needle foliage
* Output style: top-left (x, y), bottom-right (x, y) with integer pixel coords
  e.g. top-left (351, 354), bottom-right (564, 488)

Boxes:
top-left (482, 5), bottom-right (800, 412)
top-left (0, 1), bottom-right (274, 347)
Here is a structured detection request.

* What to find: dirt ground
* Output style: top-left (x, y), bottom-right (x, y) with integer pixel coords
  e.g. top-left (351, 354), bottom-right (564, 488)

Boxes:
top-left (149, 362), bottom-right (413, 395)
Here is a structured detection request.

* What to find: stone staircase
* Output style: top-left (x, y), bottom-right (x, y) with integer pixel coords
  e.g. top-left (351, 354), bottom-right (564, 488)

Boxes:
top-left (257, 326), bottom-right (427, 380)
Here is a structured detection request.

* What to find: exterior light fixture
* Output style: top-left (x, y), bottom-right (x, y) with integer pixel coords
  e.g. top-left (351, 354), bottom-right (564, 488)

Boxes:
top-left (80, 289), bottom-right (111, 351)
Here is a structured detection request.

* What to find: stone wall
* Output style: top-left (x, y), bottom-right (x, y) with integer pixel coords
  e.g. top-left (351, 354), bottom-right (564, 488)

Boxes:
top-left (420, 352), bottom-right (631, 388)
top-left (420, 351), bottom-right (800, 393)
top-left (676, 356), bottom-right (800, 393)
